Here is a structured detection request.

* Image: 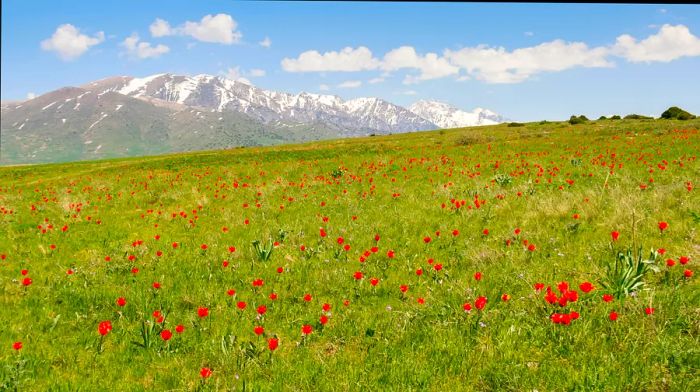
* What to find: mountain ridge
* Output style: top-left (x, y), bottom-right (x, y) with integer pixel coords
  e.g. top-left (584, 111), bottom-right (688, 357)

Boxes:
top-left (1, 73), bottom-right (506, 164)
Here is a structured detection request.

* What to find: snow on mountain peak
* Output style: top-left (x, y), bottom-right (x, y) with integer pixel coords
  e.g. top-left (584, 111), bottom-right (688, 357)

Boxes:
top-left (409, 100), bottom-right (507, 128)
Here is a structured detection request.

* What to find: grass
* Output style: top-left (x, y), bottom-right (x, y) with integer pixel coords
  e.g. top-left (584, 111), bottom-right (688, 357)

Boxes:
top-left (1, 118), bottom-right (699, 390)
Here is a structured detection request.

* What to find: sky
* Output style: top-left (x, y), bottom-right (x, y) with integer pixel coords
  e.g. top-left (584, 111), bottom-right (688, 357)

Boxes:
top-left (2, 1), bottom-right (700, 121)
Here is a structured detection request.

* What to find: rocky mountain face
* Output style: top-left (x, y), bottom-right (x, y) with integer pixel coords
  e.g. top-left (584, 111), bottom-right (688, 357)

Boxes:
top-left (1, 73), bottom-right (506, 164)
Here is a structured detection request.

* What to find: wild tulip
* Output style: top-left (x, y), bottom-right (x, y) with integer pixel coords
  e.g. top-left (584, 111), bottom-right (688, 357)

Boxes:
top-left (579, 282), bottom-right (594, 293)
top-left (645, 307), bottom-right (655, 315)
top-left (257, 305), bottom-right (267, 315)
top-left (116, 297), bottom-right (126, 307)
top-left (658, 221), bottom-right (668, 232)
top-left (679, 256), bottom-right (690, 265)
top-left (684, 269), bottom-right (693, 278)
top-left (254, 326), bottom-right (264, 336)
top-left (197, 307), bottom-right (209, 318)
top-left (200, 367), bottom-right (212, 378)
top-left (611, 231), bottom-right (620, 241)
top-left (475, 296), bottom-right (487, 310)
top-left (13, 342), bottom-right (22, 350)
top-left (301, 324), bottom-right (313, 336)
top-left (602, 294), bottom-right (614, 303)
top-left (320, 315), bottom-right (328, 325)
top-left (268, 338), bottom-right (279, 351)
top-left (609, 311), bottom-right (618, 321)
top-left (98, 321), bottom-right (112, 336)
top-left (175, 325), bottom-right (185, 333)
top-left (161, 329), bottom-right (173, 341)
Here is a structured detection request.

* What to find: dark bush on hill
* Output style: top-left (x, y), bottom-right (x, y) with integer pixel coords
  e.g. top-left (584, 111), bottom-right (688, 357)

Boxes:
top-left (624, 114), bottom-right (653, 120)
top-left (507, 122), bottom-right (525, 127)
top-left (660, 106), bottom-right (695, 120)
top-left (569, 115), bottom-right (589, 125)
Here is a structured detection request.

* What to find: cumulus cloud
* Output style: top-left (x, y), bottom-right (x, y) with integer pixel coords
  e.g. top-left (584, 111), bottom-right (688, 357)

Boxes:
top-left (40, 24), bottom-right (104, 60)
top-left (282, 46), bottom-right (380, 72)
top-left (279, 24), bottom-right (700, 84)
top-left (612, 24), bottom-right (700, 63)
top-left (122, 34), bottom-right (170, 59)
top-left (382, 46), bottom-right (459, 84)
top-left (259, 37), bottom-right (272, 48)
top-left (445, 40), bottom-right (612, 83)
top-left (338, 80), bottom-right (362, 88)
top-left (150, 14), bottom-right (241, 44)
top-left (149, 18), bottom-right (172, 37)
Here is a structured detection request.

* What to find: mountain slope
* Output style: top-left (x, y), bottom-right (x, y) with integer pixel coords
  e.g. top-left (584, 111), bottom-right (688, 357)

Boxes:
top-left (1, 73), bottom-right (506, 165)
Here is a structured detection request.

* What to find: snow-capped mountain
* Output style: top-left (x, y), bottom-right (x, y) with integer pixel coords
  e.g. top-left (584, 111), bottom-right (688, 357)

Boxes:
top-left (408, 100), bottom-right (508, 128)
top-left (85, 73), bottom-right (437, 134)
top-left (2, 73), bottom-right (507, 164)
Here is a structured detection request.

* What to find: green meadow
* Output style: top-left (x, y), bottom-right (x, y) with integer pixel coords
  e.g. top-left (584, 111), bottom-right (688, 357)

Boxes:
top-left (1, 119), bottom-right (699, 391)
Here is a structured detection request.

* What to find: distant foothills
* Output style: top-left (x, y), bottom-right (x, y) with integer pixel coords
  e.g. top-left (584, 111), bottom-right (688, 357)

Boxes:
top-left (0, 73), bottom-right (695, 165)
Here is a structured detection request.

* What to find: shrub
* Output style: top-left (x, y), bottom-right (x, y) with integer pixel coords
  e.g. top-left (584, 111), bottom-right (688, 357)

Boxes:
top-left (660, 106), bottom-right (695, 120)
top-left (610, 115), bottom-right (621, 120)
top-left (598, 116), bottom-right (607, 120)
top-left (507, 122), bottom-right (525, 127)
top-left (569, 115), bottom-right (589, 125)
top-left (623, 114), bottom-right (653, 120)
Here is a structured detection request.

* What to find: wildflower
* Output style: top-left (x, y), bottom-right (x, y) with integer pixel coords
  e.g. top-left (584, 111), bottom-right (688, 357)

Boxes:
top-left (98, 321), bottom-right (112, 336)
top-left (268, 337), bottom-right (279, 351)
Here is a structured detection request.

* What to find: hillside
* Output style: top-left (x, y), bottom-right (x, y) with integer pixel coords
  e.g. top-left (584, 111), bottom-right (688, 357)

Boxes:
top-left (1, 73), bottom-right (507, 165)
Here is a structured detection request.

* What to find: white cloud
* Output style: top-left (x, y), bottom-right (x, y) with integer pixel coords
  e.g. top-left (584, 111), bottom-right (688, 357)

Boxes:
top-left (445, 40), bottom-right (612, 84)
top-left (150, 14), bottom-right (241, 45)
top-left (319, 84), bottom-right (330, 91)
top-left (525, 31), bottom-right (534, 37)
top-left (281, 46), bottom-right (380, 72)
top-left (122, 34), bottom-right (169, 59)
top-left (259, 37), bottom-right (271, 48)
top-left (150, 18), bottom-right (172, 37)
top-left (40, 24), bottom-right (104, 60)
top-left (26, 92), bottom-right (36, 100)
top-left (338, 80), bottom-right (362, 89)
top-left (249, 68), bottom-right (266, 77)
top-left (224, 66), bottom-right (251, 84)
top-left (402, 90), bottom-right (418, 96)
top-left (612, 24), bottom-right (700, 63)
top-left (278, 24), bottom-right (700, 85)
top-left (382, 46), bottom-right (459, 84)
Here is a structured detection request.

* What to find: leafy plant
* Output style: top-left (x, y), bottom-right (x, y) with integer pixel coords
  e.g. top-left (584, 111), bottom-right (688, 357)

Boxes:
top-left (601, 247), bottom-right (660, 299)
top-left (252, 239), bottom-right (274, 261)
top-left (331, 168), bottom-right (344, 178)
top-left (493, 173), bottom-right (512, 187)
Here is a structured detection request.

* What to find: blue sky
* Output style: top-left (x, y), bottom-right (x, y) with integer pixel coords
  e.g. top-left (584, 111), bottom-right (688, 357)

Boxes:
top-left (2, 1), bottom-right (699, 121)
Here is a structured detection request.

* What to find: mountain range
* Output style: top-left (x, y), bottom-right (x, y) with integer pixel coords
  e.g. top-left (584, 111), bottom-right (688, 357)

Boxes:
top-left (1, 73), bottom-right (507, 164)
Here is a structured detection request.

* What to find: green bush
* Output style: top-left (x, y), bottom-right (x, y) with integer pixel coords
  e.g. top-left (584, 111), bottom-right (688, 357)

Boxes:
top-left (507, 122), bottom-right (525, 127)
top-left (610, 115), bottom-right (621, 120)
top-left (624, 114), bottom-right (653, 120)
top-left (660, 106), bottom-right (695, 120)
top-left (569, 115), bottom-right (589, 125)
top-left (598, 116), bottom-right (607, 120)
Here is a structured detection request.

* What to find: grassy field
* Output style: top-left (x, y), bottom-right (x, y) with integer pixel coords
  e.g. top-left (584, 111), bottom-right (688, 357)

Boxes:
top-left (1, 118), bottom-right (699, 391)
